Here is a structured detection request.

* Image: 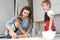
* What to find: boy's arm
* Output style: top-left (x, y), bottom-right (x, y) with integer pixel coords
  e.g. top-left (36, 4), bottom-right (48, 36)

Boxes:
top-left (7, 25), bottom-right (17, 38)
top-left (49, 14), bottom-right (53, 30)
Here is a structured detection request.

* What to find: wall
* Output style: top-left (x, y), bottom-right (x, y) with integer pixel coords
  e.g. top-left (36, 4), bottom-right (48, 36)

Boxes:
top-left (51, 0), bottom-right (60, 14)
top-left (17, 0), bottom-right (28, 15)
top-left (33, 0), bottom-right (60, 22)
top-left (0, 0), bottom-right (14, 37)
top-left (33, 0), bottom-right (44, 22)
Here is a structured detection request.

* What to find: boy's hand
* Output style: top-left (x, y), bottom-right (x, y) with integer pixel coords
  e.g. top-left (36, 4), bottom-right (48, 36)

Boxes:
top-left (11, 32), bottom-right (17, 38)
top-left (9, 31), bottom-right (17, 38)
top-left (13, 33), bottom-right (17, 38)
top-left (49, 26), bottom-right (52, 31)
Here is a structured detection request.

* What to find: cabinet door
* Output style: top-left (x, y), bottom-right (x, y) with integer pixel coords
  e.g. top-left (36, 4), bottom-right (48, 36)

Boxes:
top-left (54, 15), bottom-right (60, 34)
top-left (33, 0), bottom-right (44, 22)
top-left (0, 0), bottom-right (14, 37)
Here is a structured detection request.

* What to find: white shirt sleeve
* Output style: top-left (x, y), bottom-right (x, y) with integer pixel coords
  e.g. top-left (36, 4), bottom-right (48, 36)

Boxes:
top-left (47, 10), bottom-right (54, 16)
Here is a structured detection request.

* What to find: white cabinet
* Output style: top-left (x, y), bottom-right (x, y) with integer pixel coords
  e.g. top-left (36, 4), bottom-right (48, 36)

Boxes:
top-left (54, 14), bottom-right (60, 34)
top-left (51, 0), bottom-right (60, 14)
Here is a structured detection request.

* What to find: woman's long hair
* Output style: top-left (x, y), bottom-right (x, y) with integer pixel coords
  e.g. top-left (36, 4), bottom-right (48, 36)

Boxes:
top-left (19, 6), bottom-right (32, 23)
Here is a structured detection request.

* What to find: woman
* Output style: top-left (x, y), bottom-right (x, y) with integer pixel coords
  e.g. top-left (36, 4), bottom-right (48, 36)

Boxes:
top-left (5, 6), bottom-right (32, 38)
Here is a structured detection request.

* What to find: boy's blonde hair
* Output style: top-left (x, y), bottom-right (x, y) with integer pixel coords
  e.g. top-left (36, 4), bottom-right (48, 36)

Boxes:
top-left (14, 17), bottom-right (23, 24)
top-left (41, 0), bottom-right (51, 8)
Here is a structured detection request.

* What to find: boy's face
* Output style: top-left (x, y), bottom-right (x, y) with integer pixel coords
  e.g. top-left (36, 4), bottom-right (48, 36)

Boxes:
top-left (42, 3), bottom-right (49, 10)
top-left (14, 21), bottom-right (22, 28)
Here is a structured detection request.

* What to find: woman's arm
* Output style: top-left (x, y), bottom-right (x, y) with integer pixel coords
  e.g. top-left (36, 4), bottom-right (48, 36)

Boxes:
top-left (26, 24), bottom-right (32, 35)
top-left (26, 28), bottom-right (31, 35)
top-left (6, 16), bottom-right (18, 26)
top-left (20, 28), bottom-right (26, 34)
top-left (6, 16), bottom-right (17, 33)
top-left (19, 27), bottom-right (31, 38)
top-left (6, 16), bottom-right (18, 38)
top-left (49, 14), bottom-right (53, 30)
top-left (20, 27), bottom-right (30, 35)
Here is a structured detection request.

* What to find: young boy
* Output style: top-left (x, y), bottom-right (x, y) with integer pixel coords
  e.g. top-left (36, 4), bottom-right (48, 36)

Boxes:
top-left (5, 17), bottom-right (29, 39)
top-left (41, 0), bottom-right (56, 31)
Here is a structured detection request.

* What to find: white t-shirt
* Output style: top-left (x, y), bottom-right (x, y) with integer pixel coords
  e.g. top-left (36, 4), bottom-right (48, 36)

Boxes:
top-left (47, 10), bottom-right (54, 16)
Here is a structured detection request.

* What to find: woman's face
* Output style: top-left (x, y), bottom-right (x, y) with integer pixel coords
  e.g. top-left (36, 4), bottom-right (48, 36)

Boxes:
top-left (22, 9), bottom-right (30, 18)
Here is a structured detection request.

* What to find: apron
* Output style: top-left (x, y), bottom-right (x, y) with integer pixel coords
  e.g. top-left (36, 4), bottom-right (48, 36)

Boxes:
top-left (44, 12), bottom-right (55, 31)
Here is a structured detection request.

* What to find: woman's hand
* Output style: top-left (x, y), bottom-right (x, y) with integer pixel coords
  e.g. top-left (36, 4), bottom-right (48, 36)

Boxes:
top-left (25, 32), bottom-right (30, 37)
top-left (25, 32), bottom-right (28, 35)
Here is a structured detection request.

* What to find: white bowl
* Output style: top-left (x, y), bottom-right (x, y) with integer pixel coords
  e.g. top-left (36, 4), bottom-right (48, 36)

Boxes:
top-left (42, 30), bottom-right (56, 40)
